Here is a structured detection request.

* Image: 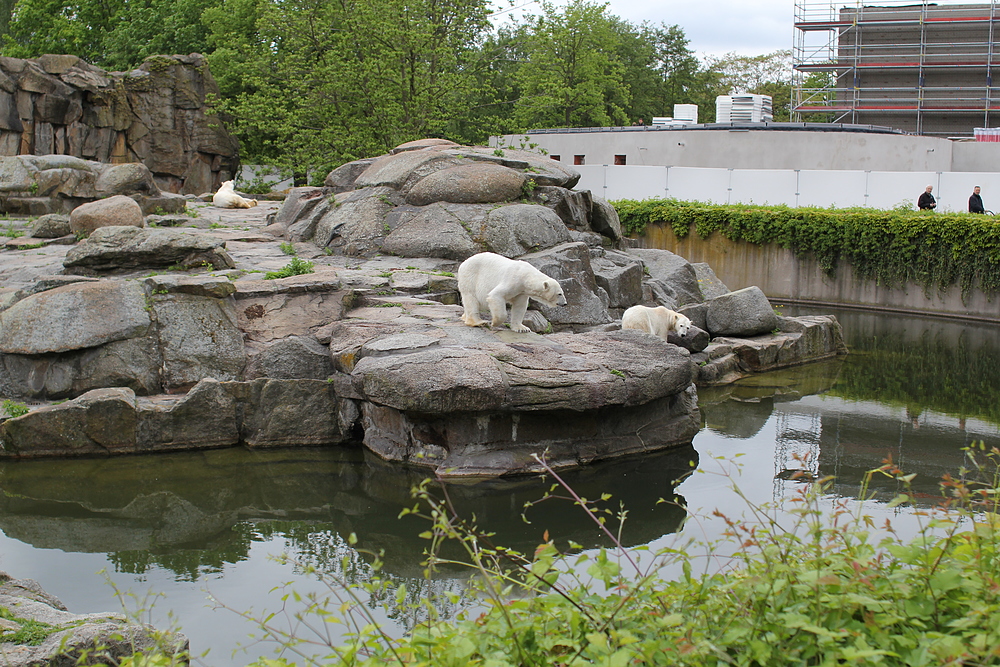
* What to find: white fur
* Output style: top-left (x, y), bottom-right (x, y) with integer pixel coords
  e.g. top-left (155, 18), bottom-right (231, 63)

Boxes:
top-left (457, 252), bottom-right (567, 333)
top-left (212, 180), bottom-right (258, 209)
top-left (621, 305), bottom-right (692, 340)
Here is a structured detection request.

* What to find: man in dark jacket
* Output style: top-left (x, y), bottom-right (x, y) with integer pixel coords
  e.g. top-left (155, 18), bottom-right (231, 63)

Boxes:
top-left (969, 186), bottom-right (985, 213)
top-left (918, 185), bottom-right (936, 210)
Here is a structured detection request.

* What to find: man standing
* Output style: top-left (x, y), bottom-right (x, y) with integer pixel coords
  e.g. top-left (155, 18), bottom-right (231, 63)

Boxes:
top-left (969, 186), bottom-right (985, 213)
top-left (918, 185), bottom-right (937, 210)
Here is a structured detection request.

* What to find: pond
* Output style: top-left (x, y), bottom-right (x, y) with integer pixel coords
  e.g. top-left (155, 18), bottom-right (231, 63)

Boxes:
top-left (0, 306), bottom-right (997, 665)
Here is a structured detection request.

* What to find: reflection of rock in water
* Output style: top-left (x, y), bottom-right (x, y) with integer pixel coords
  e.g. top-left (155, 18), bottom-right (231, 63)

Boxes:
top-left (702, 396), bottom-right (774, 439)
top-left (0, 445), bottom-right (696, 579)
top-left (698, 358), bottom-right (844, 439)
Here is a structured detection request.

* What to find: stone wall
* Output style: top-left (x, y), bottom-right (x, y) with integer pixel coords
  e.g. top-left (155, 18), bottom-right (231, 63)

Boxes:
top-left (0, 53), bottom-right (239, 195)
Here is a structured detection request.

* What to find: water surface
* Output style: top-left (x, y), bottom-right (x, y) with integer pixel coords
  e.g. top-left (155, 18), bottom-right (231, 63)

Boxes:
top-left (0, 306), bottom-right (996, 664)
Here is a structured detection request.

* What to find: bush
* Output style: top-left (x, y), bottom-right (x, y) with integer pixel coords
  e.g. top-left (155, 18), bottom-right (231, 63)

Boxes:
top-left (264, 258), bottom-right (314, 280)
top-left (232, 446), bottom-right (1000, 667)
top-left (612, 199), bottom-right (1000, 299)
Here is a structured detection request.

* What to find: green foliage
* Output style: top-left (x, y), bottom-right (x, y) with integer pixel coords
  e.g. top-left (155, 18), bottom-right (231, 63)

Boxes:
top-left (1, 221), bottom-right (23, 237)
top-left (1, 399), bottom-right (28, 418)
top-left (0, 607), bottom-right (56, 645)
top-left (278, 241), bottom-right (296, 256)
top-left (233, 448), bottom-right (1000, 667)
top-left (264, 257), bottom-right (314, 280)
top-left (613, 198), bottom-right (1000, 298)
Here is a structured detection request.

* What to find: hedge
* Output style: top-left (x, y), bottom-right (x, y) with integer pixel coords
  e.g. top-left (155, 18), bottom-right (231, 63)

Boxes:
top-left (612, 199), bottom-right (1000, 298)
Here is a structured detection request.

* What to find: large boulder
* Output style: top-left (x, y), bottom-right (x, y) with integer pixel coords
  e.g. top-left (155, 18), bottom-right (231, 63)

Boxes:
top-left (68, 194), bottom-right (145, 235)
top-left (706, 286), bottom-right (780, 337)
top-left (63, 225), bottom-right (236, 271)
top-left (628, 248), bottom-right (704, 307)
top-left (0, 280), bottom-right (151, 355)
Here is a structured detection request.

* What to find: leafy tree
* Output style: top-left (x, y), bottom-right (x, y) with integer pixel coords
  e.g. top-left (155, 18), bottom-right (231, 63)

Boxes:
top-left (1, 0), bottom-right (220, 69)
top-left (509, 0), bottom-right (630, 129)
top-left (206, 0), bottom-right (492, 173)
top-left (705, 49), bottom-right (793, 121)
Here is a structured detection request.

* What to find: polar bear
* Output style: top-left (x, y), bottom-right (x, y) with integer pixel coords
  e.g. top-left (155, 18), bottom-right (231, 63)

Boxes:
top-left (621, 305), bottom-right (692, 340)
top-left (212, 180), bottom-right (258, 209)
top-left (458, 252), bottom-right (567, 333)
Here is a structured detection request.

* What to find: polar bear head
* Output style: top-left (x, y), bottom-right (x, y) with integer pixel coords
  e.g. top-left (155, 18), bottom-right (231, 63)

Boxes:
top-left (218, 180), bottom-right (235, 193)
top-left (673, 313), bottom-right (692, 336)
top-left (532, 276), bottom-right (567, 307)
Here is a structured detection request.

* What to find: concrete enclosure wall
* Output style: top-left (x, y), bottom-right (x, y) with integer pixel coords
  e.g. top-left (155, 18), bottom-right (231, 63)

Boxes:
top-left (575, 164), bottom-right (1000, 213)
top-left (639, 225), bottom-right (1000, 322)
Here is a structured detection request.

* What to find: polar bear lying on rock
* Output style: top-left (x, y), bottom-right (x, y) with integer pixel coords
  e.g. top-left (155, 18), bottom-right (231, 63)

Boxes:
top-left (621, 305), bottom-right (692, 340)
top-left (212, 180), bottom-right (258, 209)
top-left (458, 252), bottom-right (567, 333)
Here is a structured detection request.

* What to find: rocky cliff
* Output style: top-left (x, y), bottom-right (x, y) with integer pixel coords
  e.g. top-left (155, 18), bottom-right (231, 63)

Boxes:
top-left (0, 53), bottom-right (238, 197)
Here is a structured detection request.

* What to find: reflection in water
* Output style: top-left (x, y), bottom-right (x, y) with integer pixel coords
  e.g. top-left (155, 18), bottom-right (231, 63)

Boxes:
top-left (0, 446), bottom-right (695, 581)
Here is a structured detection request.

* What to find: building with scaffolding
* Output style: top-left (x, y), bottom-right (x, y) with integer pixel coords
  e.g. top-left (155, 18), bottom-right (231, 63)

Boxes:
top-left (793, 0), bottom-right (1000, 136)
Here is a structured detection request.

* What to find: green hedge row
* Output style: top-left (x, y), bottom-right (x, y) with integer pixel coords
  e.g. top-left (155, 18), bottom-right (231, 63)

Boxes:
top-left (612, 199), bottom-right (1000, 298)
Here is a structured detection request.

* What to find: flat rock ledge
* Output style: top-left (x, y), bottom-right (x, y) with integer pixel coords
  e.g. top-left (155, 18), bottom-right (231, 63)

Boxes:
top-left (0, 572), bottom-right (187, 667)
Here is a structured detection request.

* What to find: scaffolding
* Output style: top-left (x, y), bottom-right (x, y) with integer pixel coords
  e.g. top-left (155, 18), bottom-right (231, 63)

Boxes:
top-left (793, 0), bottom-right (1000, 136)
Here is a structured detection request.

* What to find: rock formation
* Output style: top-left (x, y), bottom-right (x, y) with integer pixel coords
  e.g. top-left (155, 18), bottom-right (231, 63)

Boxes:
top-left (0, 53), bottom-right (238, 196)
top-left (0, 572), bottom-right (187, 666)
top-left (0, 141), bottom-right (847, 477)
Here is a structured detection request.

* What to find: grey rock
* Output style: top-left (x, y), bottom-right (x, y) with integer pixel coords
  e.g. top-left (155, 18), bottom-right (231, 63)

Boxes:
top-left (354, 150), bottom-right (458, 190)
top-left (63, 225), bottom-right (235, 271)
top-left (590, 195), bottom-right (624, 245)
top-left (390, 138), bottom-right (459, 154)
top-left (382, 204), bottom-right (479, 260)
top-left (480, 203), bottom-right (572, 258)
top-left (314, 187), bottom-right (395, 254)
top-left (667, 324), bottom-right (710, 353)
top-left (136, 378), bottom-right (240, 451)
top-left (68, 194), bottom-right (144, 234)
top-left (692, 262), bottom-right (730, 299)
top-left (1, 336), bottom-right (161, 399)
top-left (30, 213), bottom-right (70, 238)
top-left (592, 251), bottom-right (644, 309)
top-left (151, 292), bottom-right (245, 391)
top-left (0, 280), bottom-right (150, 354)
top-left (244, 336), bottom-right (334, 380)
top-left (405, 162), bottom-right (524, 206)
top-left (677, 301), bottom-right (708, 331)
top-left (324, 158), bottom-right (377, 192)
top-left (241, 378), bottom-right (356, 447)
top-left (539, 186), bottom-right (592, 230)
top-left (706, 286), bottom-right (780, 337)
top-left (628, 247), bottom-right (704, 306)
top-left (521, 242), bottom-right (612, 327)
top-left (94, 162), bottom-right (157, 196)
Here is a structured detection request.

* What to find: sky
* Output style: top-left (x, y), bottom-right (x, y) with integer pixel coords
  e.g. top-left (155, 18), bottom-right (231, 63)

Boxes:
top-left (491, 0), bottom-right (796, 60)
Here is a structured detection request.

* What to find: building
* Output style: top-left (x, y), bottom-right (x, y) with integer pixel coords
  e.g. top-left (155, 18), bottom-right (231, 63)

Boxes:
top-left (793, 0), bottom-right (1000, 136)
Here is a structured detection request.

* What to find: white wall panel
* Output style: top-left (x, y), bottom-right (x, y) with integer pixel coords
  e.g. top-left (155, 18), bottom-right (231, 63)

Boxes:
top-left (666, 167), bottom-right (731, 204)
top-left (573, 165), bottom-right (606, 196)
top-left (937, 172), bottom-right (1000, 213)
top-left (602, 166), bottom-right (668, 201)
top-left (797, 170), bottom-right (868, 208)
top-left (729, 169), bottom-right (798, 206)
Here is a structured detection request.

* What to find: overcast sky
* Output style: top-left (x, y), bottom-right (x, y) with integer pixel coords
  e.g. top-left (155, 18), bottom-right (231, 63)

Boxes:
top-left (492, 0), bottom-right (795, 60)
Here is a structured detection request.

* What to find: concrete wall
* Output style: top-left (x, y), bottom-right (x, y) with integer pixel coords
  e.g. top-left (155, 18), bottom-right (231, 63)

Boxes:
top-left (575, 164), bottom-right (1000, 213)
top-left (639, 225), bottom-right (1000, 322)
top-left (495, 128), bottom-right (1000, 173)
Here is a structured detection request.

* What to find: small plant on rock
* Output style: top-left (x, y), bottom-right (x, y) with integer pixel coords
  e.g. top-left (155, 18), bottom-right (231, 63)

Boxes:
top-left (2, 400), bottom-right (29, 418)
top-left (264, 257), bottom-right (314, 280)
top-left (279, 241), bottom-right (296, 256)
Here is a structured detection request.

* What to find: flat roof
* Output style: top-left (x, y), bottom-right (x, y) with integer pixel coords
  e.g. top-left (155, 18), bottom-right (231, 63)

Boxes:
top-left (525, 122), bottom-right (911, 135)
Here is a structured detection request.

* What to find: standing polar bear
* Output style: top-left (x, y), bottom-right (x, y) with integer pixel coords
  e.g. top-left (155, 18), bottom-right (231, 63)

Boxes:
top-left (458, 252), bottom-right (567, 333)
top-left (212, 180), bottom-right (258, 209)
top-left (621, 305), bottom-right (692, 340)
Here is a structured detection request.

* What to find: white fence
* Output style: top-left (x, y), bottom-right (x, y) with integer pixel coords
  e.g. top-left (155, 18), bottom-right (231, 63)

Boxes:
top-left (577, 165), bottom-right (1000, 213)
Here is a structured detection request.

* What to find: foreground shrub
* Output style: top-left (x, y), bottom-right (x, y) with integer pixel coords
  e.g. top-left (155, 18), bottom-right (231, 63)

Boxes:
top-left (264, 257), bottom-right (314, 280)
top-left (613, 198), bottom-right (1000, 299)
top-left (234, 446), bottom-right (1000, 666)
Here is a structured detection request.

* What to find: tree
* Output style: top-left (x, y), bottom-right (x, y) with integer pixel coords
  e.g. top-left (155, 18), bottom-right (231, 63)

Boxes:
top-left (205, 0), bottom-right (493, 173)
top-left (705, 49), bottom-right (793, 121)
top-left (510, 0), bottom-right (630, 129)
top-left (1, 0), bottom-right (221, 69)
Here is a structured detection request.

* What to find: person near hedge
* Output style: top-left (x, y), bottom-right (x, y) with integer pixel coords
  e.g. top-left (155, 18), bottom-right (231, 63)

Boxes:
top-left (918, 185), bottom-right (937, 211)
top-left (969, 186), bottom-right (985, 214)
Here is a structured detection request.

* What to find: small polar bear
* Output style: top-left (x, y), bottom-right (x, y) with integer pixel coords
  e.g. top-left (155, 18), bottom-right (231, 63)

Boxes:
top-left (621, 305), bottom-right (692, 340)
top-left (458, 252), bottom-right (567, 333)
top-left (212, 180), bottom-right (258, 209)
